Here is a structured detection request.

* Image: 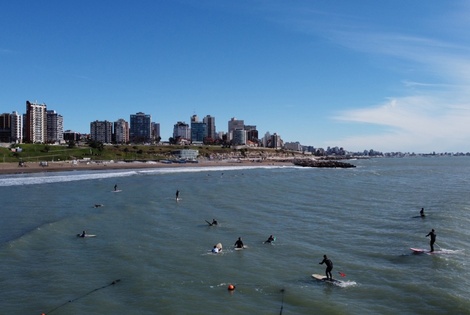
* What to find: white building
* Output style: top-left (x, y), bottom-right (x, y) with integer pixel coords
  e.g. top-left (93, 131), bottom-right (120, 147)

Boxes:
top-left (25, 101), bottom-right (47, 143)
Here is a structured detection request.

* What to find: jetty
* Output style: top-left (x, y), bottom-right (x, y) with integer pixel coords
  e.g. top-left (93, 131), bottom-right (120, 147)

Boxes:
top-left (293, 159), bottom-right (356, 168)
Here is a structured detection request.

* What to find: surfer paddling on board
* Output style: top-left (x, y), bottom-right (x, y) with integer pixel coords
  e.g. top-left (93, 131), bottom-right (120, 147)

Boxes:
top-left (264, 235), bottom-right (275, 244)
top-left (234, 237), bottom-right (244, 249)
top-left (420, 208), bottom-right (425, 217)
top-left (426, 229), bottom-right (436, 252)
top-left (206, 219), bottom-right (218, 226)
top-left (211, 245), bottom-right (221, 253)
top-left (319, 255), bottom-right (334, 280)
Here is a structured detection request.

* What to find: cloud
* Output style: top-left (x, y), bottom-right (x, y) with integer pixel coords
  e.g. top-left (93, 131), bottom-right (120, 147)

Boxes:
top-left (334, 94), bottom-right (470, 152)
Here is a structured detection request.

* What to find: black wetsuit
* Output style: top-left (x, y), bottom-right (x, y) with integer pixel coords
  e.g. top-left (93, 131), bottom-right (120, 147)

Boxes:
top-left (319, 257), bottom-right (333, 280)
top-left (234, 239), bottom-right (244, 248)
top-left (426, 230), bottom-right (436, 252)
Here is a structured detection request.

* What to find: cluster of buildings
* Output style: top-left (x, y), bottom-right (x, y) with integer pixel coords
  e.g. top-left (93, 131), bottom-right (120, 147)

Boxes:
top-left (0, 101), bottom-right (289, 149)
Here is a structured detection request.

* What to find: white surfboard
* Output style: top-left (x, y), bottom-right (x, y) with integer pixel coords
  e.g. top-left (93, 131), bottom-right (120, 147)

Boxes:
top-left (77, 234), bottom-right (96, 238)
top-left (312, 273), bottom-right (342, 283)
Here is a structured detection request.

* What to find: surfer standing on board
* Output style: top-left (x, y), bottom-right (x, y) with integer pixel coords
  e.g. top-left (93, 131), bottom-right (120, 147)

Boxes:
top-left (420, 208), bottom-right (425, 217)
top-left (176, 190), bottom-right (179, 200)
top-left (114, 184), bottom-right (118, 191)
top-left (234, 237), bottom-right (244, 249)
top-left (426, 229), bottom-right (436, 252)
top-left (319, 255), bottom-right (333, 280)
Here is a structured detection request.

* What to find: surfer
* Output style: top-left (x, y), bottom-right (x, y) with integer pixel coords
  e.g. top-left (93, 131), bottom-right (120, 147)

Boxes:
top-left (114, 184), bottom-right (118, 191)
top-left (211, 219), bottom-right (218, 225)
top-left (426, 229), bottom-right (436, 252)
top-left (79, 230), bottom-right (86, 238)
top-left (176, 190), bottom-right (179, 200)
top-left (264, 235), bottom-right (275, 244)
top-left (212, 245), bottom-right (220, 253)
top-left (234, 237), bottom-right (244, 249)
top-left (420, 208), bottom-right (425, 217)
top-left (319, 255), bottom-right (333, 280)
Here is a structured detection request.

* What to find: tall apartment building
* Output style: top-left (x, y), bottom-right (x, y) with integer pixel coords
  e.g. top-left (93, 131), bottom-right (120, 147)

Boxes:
top-left (114, 119), bottom-right (129, 144)
top-left (11, 111), bottom-right (23, 143)
top-left (25, 101), bottom-right (47, 143)
top-left (173, 121), bottom-right (190, 140)
top-left (0, 113), bottom-right (11, 142)
top-left (232, 129), bottom-right (247, 145)
top-left (228, 117), bottom-right (244, 141)
top-left (151, 122), bottom-right (160, 141)
top-left (190, 115), bottom-right (206, 143)
top-left (130, 112), bottom-right (151, 143)
top-left (46, 110), bottom-right (64, 143)
top-left (203, 115), bottom-right (216, 140)
top-left (244, 125), bottom-right (258, 142)
top-left (90, 120), bottom-right (113, 143)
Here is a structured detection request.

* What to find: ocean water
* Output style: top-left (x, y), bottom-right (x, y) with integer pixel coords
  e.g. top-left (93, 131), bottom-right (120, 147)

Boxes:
top-left (0, 157), bottom-right (469, 315)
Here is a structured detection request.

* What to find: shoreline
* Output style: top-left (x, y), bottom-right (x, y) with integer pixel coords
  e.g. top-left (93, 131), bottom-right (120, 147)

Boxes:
top-left (0, 160), bottom-right (295, 175)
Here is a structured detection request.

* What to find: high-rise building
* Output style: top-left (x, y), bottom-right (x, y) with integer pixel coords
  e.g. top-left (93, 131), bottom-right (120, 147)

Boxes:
top-left (228, 117), bottom-right (244, 133)
top-left (203, 115), bottom-right (216, 140)
top-left (244, 125), bottom-right (258, 142)
top-left (46, 110), bottom-right (64, 143)
top-left (173, 121), bottom-right (190, 140)
top-left (190, 115), bottom-right (206, 143)
top-left (232, 129), bottom-right (247, 145)
top-left (130, 112), bottom-right (151, 143)
top-left (114, 119), bottom-right (129, 144)
top-left (25, 101), bottom-right (47, 143)
top-left (0, 113), bottom-right (11, 142)
top-left (228, 117), bottom-right (244, 142)
top-left (90, 120), bottom-right (113, 143)
top-left (11, 111), bottom-right (23, 143)
top-left (151, 122), bottom-right (160, 141)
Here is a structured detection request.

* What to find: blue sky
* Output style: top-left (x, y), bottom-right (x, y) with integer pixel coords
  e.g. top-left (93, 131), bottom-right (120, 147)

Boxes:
top-left (2, 1), bottom-right (470, 153)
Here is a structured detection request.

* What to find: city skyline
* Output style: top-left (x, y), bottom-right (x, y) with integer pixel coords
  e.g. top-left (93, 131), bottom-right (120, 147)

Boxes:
top-left (2, 1), bottom-right (470, 152)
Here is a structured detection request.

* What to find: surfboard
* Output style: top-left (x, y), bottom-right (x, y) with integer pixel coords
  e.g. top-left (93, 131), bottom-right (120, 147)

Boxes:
top-left (112, 190), bottom-right (122, 193)
top-left (410, 248), bottom-right (445, 254)
top-left (312, 273), bottom-right (342, 283)
top-left (234, 245), bottom-right (247, 250)
top-left (77, 234), bottom-right (96, 238)
top-left (410, 248), bottom-right (428, 253)
top-left (216, 243), bottom-right (222, 250)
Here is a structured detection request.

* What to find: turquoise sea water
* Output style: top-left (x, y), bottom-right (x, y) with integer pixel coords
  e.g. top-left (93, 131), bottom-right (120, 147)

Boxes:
top-left (1, 157), bottom-right (469, 315)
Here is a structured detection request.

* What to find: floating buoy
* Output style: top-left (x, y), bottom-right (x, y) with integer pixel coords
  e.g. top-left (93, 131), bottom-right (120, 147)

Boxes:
top-left (227, 284), bottom-right (235, 291)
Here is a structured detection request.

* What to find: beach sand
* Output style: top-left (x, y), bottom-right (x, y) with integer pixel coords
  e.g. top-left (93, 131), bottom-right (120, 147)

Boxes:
top-left (0, 160), bottom-right (294, 175)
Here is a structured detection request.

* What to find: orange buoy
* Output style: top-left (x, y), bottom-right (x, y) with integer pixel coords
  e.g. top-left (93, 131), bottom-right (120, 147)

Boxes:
top-left (227, 284), bottom-right (235, 291)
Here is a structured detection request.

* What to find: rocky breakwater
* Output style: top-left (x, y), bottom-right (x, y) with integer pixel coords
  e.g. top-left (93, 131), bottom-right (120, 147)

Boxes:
top-left (293, 159), bottom-right (356, 168)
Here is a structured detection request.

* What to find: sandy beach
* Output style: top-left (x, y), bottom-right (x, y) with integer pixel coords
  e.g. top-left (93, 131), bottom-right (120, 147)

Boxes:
top-left (0, 159), bottom-right (294, 175)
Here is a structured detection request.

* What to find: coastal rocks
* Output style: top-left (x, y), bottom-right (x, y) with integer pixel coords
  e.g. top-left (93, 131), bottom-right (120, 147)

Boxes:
top-left (293, 159), bottom-right (356, 168)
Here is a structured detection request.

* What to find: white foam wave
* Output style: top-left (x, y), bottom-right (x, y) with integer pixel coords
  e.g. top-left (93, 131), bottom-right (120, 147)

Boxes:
top-left (0, 165), bottom-right (297, 187)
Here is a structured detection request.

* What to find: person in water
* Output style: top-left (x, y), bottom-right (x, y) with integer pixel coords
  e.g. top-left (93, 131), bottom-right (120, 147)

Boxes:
top-left (212, 245), bottom-right (221, 253)
top-left (234, 237), bottom-right (244, 248)
top-left (176, 190), bottom-right (179, 200)
top-left (211, 219), bottom-right (218, 225)
top-left (319, 255), bottom-right (333, 280)
top-left (426, 229), bottom-right (436, 252)
top-left (80, 230), bottom-right (86, 238)
top-left (420, 208), bottom-right (425, 217)
top-left (265, 235), bottom-right (275, 244)
top-left (114, 184), bottom-right (118, 191)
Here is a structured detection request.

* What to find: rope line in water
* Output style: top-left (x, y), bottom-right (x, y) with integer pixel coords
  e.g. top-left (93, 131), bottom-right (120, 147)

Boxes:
top-left (42, 279), bottom-right (121, 315)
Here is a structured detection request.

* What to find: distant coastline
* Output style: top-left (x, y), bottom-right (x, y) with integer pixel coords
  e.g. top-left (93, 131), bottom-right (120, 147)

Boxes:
top-left (0, 159), bottom-right (295, 175)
